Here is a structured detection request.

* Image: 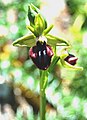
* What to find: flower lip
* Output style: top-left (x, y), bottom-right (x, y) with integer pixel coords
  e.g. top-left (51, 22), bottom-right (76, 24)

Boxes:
top-left (29, 41), bottom-right (54, 70)
top-left (64, 54), bottom-right (78, 65)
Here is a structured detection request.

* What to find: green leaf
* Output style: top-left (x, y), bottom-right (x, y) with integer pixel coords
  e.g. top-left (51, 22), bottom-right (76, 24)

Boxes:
top-left (45, 34), bottom-right (70, 46)
top-left (12, 34), bottom-right (36, 47)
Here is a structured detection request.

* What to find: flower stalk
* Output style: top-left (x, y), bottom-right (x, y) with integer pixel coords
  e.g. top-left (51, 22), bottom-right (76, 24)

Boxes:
top-left (40, 70), bottom-right (48, 120)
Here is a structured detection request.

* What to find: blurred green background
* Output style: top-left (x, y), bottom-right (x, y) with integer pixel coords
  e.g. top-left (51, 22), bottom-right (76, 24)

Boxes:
top-left (0, 0), bottom-right (87, 120)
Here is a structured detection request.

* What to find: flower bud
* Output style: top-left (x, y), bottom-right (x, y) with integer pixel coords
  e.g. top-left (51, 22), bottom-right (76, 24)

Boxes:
top-left (28, 4), bottom-right (47, 35)
top-left (29, 41), bottom-right (53, 70)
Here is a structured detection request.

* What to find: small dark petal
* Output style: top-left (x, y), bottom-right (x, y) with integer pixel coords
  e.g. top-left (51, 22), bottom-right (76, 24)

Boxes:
top-left (64, 54), bottom-right (78, 65)
top-left (29, 41), bottom-right (53, 70)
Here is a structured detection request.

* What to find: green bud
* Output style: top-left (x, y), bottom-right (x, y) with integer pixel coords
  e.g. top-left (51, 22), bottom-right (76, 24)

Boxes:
top-left (34, 14), bottom-right (47, 36)
top-left (28, 4), bottom-right (39, 27)
top-left (28, 4), bottom-right (47, 30)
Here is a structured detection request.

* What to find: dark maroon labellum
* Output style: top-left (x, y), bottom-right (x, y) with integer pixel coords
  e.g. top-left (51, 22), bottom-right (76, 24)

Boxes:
top-left (64, 54), bottom-right (78, 65)
top-left (29, 41), bottom-right (54, 70)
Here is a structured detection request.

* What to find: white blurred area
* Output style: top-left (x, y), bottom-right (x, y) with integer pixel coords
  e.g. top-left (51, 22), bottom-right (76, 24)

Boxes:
top-left (41, 0), bottom-right (66, 25)
top-left (0, 0), bottom-right (18, 37)
top-left (83, 32), bottom-right (87, 48)
top-left (0, 26), bottom-right (8, 37)
top-left (40, 0), bottom-right (70, 37)
top-left (1, 0), bottom-right (13, 5)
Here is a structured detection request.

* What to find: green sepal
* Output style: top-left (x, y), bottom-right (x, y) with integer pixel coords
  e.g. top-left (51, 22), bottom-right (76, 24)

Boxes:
top-left (45, 34), bottom-right (70, 46)
top-left (12, 34), bottom-right (36, 47)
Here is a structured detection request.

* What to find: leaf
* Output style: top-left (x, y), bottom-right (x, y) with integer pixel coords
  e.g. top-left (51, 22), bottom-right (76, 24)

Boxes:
top-left (45, 34), bottom-right (70, 46)
top-left (13, 34), bottom-right (36, 47)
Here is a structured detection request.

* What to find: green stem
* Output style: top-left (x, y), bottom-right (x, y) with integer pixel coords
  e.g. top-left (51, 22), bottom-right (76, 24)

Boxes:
top-left (40, 70), bottom-right (48, 120)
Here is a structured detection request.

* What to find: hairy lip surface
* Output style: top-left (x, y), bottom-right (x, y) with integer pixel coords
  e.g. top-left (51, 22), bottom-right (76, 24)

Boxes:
top-left (29, 41), bottom-right (54, 70)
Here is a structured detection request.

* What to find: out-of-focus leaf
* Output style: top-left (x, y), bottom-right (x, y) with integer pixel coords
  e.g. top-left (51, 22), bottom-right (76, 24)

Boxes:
top-left (13, 34), bottom-right (36, 47)
top-left (71, 14), bottom-right (85, 32)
